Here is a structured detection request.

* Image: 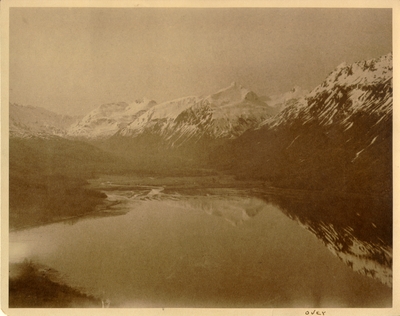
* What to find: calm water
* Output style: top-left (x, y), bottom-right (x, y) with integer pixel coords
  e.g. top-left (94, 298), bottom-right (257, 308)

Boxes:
top-left (9, 186), bottom-right (392, 307)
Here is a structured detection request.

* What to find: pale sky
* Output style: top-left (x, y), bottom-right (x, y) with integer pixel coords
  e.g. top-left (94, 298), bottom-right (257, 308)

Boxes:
top-left (9, 8), bottom-right (392, 116)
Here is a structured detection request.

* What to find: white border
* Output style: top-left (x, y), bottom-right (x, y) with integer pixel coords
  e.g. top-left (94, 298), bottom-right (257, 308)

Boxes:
top-left (1, 1), bottom-right (399, 316)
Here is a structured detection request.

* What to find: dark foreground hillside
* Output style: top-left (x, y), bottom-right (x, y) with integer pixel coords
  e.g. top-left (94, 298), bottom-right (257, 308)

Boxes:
top-left (9, 261), bottom-right (101, 308)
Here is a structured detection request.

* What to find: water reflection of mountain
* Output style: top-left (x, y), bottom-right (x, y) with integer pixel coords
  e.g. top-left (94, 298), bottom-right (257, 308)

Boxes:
top-left (259, 191), bottom-right (392, 287)
top-left (181, 195), bottom-right (266, 226)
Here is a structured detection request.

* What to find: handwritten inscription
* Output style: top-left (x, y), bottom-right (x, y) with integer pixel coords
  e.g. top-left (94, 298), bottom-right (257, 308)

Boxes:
top-left (305, 311), bottom-right (326, 315)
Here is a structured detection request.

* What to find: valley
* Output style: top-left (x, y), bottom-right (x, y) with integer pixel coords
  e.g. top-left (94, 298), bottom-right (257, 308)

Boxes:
top-left (8, 53), bottom-right (393, 307)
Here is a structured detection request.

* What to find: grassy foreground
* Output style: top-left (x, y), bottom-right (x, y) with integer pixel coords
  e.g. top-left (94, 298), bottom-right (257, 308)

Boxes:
top-left (9, 261), bottom-right (102, 308)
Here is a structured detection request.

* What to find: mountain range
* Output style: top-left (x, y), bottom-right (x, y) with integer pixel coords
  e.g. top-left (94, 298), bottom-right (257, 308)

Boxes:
top-left (10, 80), bottom-right (299, 142)
top-left (9, 53), bottom-right (392, 195)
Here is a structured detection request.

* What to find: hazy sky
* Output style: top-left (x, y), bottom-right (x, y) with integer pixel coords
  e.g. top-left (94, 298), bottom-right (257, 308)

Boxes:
top-left (9, 8), bottom-right (392, 116)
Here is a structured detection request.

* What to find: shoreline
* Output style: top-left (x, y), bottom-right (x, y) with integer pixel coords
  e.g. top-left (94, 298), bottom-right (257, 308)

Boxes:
top-left (9, 198), bottom-right (123, 232)
top-left (7, 176), bottom-right (393, 308)
top-left (10, 175), bottom-right (391, 233)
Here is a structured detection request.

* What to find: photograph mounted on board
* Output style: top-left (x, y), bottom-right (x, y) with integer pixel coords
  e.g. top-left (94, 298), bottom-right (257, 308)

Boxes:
top-left (3, 2), bottom-right (395, 312)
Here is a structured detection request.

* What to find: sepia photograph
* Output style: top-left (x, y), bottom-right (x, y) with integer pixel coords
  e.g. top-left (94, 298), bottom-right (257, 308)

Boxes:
top-left (1, 1), bottom-right (398, 314)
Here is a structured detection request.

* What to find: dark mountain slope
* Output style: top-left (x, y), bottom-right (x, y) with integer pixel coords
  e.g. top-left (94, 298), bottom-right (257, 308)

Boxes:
top-left (215, 53), bottom-right (392, 196)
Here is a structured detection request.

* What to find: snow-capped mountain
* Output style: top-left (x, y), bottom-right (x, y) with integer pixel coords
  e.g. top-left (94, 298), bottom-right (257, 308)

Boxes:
top-left (9, 103), bottom-right (80, 138)
top-left (68, 98), bottom-right (157, 139)
top-left (269, 53), bottom-right (392, 128)
top-left (222, 53), bottom-right (392, 195)
top-left (9, 82), bottom-right (280, 146)
top-left (117, 82), bottom-right (278, 147)
top-left (9, 53), bottom-right (392, 195)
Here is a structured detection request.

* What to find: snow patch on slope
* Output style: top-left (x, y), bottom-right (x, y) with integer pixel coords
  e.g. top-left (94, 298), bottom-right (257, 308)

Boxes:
top-left (268, 53), bottom-right (393, 128)
top-left (68, 98), bottom-right (157, 138)
top-left (264, 86), bottom-right (309, 110)
top-left (119, 82), bottom-right (277, 142)
top-left (10, 103), bottom-right (80, 138)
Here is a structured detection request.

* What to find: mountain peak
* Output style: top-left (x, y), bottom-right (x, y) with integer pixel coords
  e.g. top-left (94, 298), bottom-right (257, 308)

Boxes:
top-left (378, 52), bottom-right (392, 62)
top-left (134, 97), bottom-right (157, 106)
top-left (290, 86), bottom-right (303, 93)
top-left (98, 102), bottom-right (129, 111)
top-left (207, 82), bottom-right (256, 105)
top-left (335, 61), bottom-right (348, 70)
top-left (314, 53), bottom-right (393, 94)
top-left (230, 81), bottom-right (241, 88)
top-left (277, 53), bottom-right (393, 128)
top-left (120, 81), bottom-right (277, 141)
